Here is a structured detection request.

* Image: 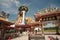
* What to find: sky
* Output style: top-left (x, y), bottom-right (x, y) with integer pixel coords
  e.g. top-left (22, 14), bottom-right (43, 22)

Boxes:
top-left (0, 0), bottom-right (60, 20)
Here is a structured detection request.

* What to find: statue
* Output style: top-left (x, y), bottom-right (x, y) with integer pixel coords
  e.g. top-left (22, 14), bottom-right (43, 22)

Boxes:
top-left (10, 6), bottom-right (28, 27)
top-left (15, 6), bottom-right (28, 25)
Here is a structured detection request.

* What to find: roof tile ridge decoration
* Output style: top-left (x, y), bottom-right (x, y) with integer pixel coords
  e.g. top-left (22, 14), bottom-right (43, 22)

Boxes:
top-left (0, 17), bottom-right (14, 24)
top-left (0, 17), bottom-right (7, 21)
top-left (38, 7), bottom-right (60, 14)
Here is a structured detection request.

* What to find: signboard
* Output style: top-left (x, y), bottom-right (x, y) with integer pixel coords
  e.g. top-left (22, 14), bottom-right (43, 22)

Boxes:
top-left (42, 16), bottom-right (57, 21)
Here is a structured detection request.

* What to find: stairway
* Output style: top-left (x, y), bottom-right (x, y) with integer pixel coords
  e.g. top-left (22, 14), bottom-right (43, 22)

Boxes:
top-left (29, 34), bottom-right (45, 40)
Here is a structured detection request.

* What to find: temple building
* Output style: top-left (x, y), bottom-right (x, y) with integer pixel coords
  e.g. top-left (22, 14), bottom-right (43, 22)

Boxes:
top-left (34, 7), bottom-right (60, 35)
top-left (0, 11), bottom-right (14, 39)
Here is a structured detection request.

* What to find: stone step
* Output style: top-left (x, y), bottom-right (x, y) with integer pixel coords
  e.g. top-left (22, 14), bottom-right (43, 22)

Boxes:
top-left (29, 35), bottom-right (45, 40)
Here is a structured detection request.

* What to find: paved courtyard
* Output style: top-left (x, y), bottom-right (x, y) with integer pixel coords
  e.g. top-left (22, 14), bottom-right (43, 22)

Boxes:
top-left (11, 35), bottom-right (28, 40)
top-left (11, 32), bottom-right (60, 40)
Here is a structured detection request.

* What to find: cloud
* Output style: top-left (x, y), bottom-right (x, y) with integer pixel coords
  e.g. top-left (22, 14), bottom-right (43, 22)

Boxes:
top-left (0, 0), bottom-right (21, 7)
top-left (11, 0), bottom-right (31, 7)
top-left (0, 0), bottom-right (12, 7)
top-left (0, 0), bottom-right (31, 14)
top-left (0, 0), bottom-right (20, 14)
top-left (1, 3), bottom-right (9, 7)
top-left (10, 0), bottom-right (21, 7)
top-left (22, 3), bottom-right (31, 7)
top-left (14, 0), bottom-right (20, 7)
